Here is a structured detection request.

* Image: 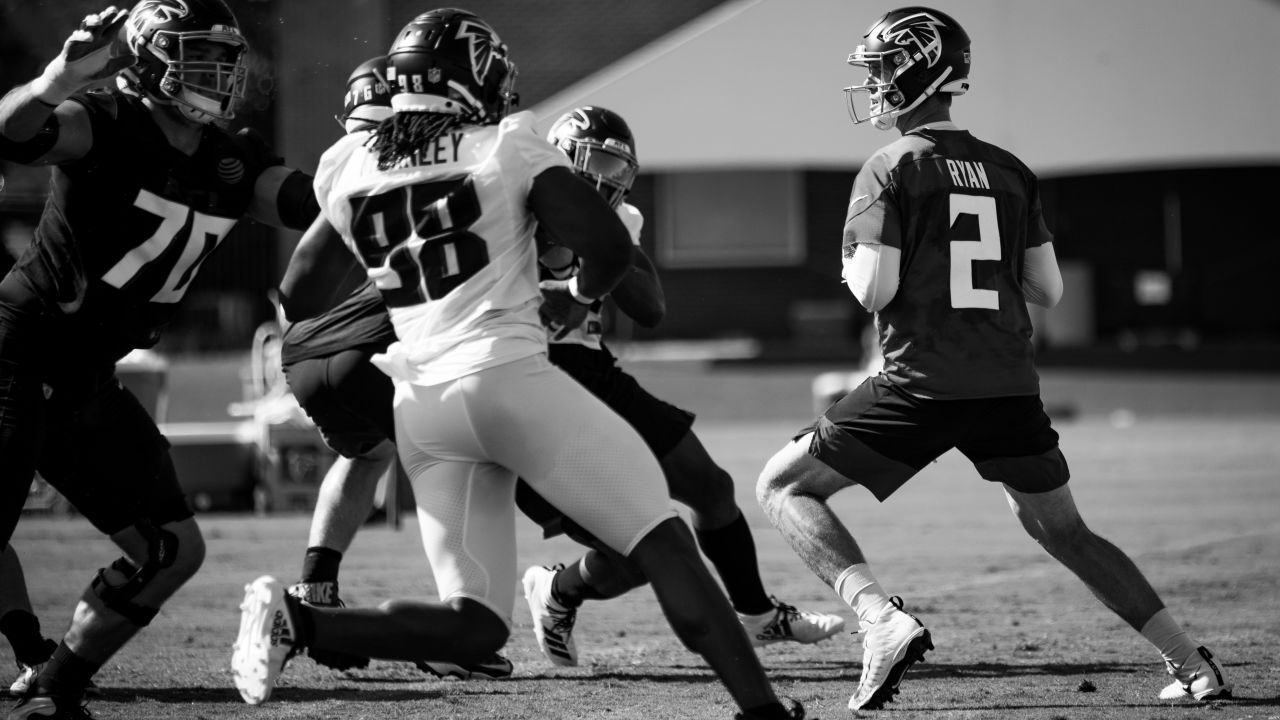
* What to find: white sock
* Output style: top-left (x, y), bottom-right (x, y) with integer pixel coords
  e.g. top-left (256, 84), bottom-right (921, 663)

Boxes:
top-left (834, 563), bottom-right (892, 626)
top-left (1140, 609), bottom-right (1199, 673)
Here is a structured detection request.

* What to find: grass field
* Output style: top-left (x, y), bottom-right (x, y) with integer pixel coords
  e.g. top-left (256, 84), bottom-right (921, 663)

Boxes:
top-left (10, 363), bottom-right (1280, 720)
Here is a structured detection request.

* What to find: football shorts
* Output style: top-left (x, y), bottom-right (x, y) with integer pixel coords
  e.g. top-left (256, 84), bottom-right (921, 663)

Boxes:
top-left (283, 347), bottom-right (395, 458)
top-left (800, 374), bottom-right (1069, 501)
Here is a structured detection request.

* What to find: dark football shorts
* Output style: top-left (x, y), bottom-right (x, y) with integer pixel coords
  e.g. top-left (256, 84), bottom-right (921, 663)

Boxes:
top-left (548, 343), bottom-right (694, 459)
top-left (798, 374), bottom-right (1069, 502)
top-left (38, 372), bottom-right (192, 536)
top-left (283, 348), bottom-right (395, 459)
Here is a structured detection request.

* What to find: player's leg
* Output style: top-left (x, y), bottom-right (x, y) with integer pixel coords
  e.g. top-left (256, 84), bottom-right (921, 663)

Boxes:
top-left (1003, 483), bottom-right (1230, 699)
top-left (486, 355), bottom-right (796, 719)
top-left (660, 430), bottom-right (844, 646)
top-left (756, 376), bottom-right (942, 711)
top-left (964, 393), bottom-right (1230, 701)
top-left (232, 376), bottom-right (514, 704)
top-left (1, 545), bottom-right (57, 697)
top-left (19, 378), bottom-right (206, 717)
top-left (284, 350), bottom-right (396, 591)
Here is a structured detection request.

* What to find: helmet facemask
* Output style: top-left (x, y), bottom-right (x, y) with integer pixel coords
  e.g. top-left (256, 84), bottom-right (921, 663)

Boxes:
top-left (567, 138), bottom-right (637, 209)
top-left (130, 29), bottom-right (248, 124)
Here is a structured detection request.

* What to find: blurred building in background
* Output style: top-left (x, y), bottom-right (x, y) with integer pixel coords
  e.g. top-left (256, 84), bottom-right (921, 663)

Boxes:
top-left (2, 0), bottom-right (1278, 369)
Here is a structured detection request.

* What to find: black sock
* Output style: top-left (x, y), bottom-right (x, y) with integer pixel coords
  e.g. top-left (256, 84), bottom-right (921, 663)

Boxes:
top-left (0, 610), bottom-right (53, 666)
top-left (34, 642), bottom-right (100, 700)
top-left (550, 562), bottom-right (606, 608)
top-left (300, 546), bottom-right (343, 584)
top-left (695, 511), bottom-right (773, 615)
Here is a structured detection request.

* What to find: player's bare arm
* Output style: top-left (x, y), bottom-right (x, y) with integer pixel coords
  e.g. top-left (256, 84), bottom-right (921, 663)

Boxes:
top-left (278, 215), bottom-right (365, 322)
top-left (0, 6), bottom-right (131, 165)
top-left (609, 246), bottom-right (666, 328)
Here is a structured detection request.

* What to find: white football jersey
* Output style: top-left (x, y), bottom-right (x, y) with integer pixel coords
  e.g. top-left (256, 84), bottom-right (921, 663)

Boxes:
top-left (549, 202), bottom-right (644, 350)
top-left (314, 111), bottom-right (571, 385)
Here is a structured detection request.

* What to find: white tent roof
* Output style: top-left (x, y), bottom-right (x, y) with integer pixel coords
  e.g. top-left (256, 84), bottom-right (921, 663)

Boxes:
top-left (532, 0), bottom-right (1280, 176)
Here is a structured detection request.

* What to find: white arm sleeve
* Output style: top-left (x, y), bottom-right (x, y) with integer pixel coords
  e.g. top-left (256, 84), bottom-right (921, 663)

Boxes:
top-left (841, 243), bottom-right (900, 312)
top-left (1021, 242), bottom-right (1063, 308)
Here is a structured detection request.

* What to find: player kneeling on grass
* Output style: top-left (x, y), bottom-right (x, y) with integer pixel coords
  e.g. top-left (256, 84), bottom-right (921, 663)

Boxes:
top-left (233, 9), bottom-right (804, 719)
top-left (517, 105), bottom-right (843, 668)
top-left (755, 6), bottom-right (1231, 712)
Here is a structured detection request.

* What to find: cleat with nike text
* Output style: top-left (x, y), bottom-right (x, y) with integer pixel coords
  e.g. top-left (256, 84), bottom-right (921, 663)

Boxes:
top-left (1159, 645), bottom-right (1232, 701)
top-left (416, 652), bottom-right (514, 680)
top-left (5, 694), bottom-right (92, 719)
top-left (286, 581), bottom-right (369, 671)
top-left (740, 597), bottom-right (845, 647)
top-left (231, 575), bottom-right (300, 705)
top-left (848, 596), bottom-right (933, 711)
top-left (522, 564), bottom-right (578, 667)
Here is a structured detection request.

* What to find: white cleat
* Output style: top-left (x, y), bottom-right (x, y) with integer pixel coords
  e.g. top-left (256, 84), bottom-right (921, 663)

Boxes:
top-left (231, 575), bottom-right (300, 705)
top-left (740, 597), bottom-right (846, 648)
top-left (848, 596), bottom-right (933, 712)
top-left (1159, 646), bottom-right (1232, 701)
top-left (8, 663), bottom-right (39, 698)
top-left (522, 564), bottom-right (579, 667)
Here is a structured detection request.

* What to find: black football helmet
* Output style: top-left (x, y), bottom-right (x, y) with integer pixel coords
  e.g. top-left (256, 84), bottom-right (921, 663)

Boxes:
top-left (844, 6), bottom-right (970, 130)
top-left (547, 106), bottom-right (638, 209)
top-left (338, 55), bottom-right (393, 132)
top-left (384, 8), bottom-right (516, 123)
top-left (119, 0), bottom-right (249, 124)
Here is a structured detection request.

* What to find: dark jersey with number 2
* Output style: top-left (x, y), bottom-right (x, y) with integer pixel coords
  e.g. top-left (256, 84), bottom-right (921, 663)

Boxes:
top-left (842, 126), bottom-right (1054, 399)
top-left (5, 87), bottom-right (282, 364)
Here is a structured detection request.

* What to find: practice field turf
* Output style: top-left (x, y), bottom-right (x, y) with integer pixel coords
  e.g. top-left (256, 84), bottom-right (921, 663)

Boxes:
top-left (10, 365), bottom-right (1280, 719)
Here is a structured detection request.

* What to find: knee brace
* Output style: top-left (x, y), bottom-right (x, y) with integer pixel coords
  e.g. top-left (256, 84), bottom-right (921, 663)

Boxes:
top-left (89, 520), bottom-right (178, 627)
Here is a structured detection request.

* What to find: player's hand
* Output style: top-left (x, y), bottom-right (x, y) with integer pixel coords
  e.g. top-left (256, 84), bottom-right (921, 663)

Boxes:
top-left (32, 6), bottom-right (134, 104)
top-left (538, 279), bottom-right (591, 341)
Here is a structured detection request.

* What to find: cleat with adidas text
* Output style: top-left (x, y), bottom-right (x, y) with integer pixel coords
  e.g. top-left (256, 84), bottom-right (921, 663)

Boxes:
top-left (1159, 645), bottom-right (1232, 701)
top-left (231, 575), bottom-right (300, 705)
top-left (740, 597), bottom-right (845, 647)
top-left (522, 564), bottom-right (578, 667)
top-left (286, 581), bottom-right (369, 671)
top-left (5, 694), bottom-right (92, 719)
top-left (416, 652), bottom-right (514, 680)
top-left (848, 596), bottom-right (933, 711)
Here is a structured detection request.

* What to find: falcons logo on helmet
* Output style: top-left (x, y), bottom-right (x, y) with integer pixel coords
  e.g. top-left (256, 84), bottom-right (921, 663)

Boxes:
top-left (879, 12), bottom-right (946, 67)
top-left (137, 0), bottom-right (191, 24)
top-left (456, 19), bottom-right (500, 85)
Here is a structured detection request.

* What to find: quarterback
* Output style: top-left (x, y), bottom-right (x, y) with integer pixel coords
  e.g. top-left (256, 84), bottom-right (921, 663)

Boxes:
top-left (756, 5), bottom-right (1232, 712)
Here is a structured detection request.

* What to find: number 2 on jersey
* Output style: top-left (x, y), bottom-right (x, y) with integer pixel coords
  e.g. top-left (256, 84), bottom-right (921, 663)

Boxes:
top-left (347, 176), bottom-right (490, 308)
top-left (948, 193), bottom-right (1000, 310)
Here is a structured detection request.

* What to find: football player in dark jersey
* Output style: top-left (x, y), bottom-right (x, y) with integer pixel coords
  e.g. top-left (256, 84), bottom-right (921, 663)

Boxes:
top-left (518, 106), bottom-right (844, 668)
top-left (755, 6), bottom-right (1232, 712)
top-left (277, 55), bottom-right (512, 682)
top-left (0, 2), bottom-right (319, 717)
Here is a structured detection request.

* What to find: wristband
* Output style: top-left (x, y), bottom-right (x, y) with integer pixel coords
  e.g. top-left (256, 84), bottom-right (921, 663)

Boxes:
top-left (566, 275), bottom-right (596, 305)
top-left (29, 71), bottom-right (75, 108)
